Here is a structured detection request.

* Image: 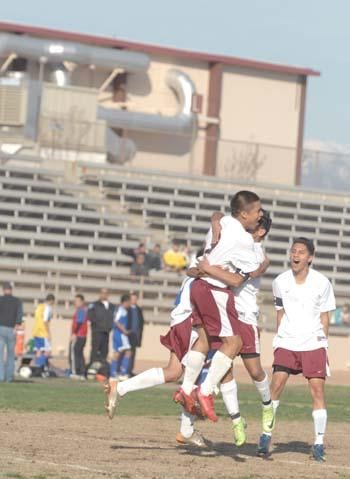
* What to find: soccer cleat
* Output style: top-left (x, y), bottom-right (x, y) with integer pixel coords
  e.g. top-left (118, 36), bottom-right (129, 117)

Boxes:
top-left (232, 417), bottom-right (247, 447)
top-left (311, 444), bottom-right (326, 462)
top-left (262, 403), bottom-right (275, 433)
top-left (176, 431), bottom-right (208, 448)
top-left (173, 388), bottom-right (197, 415)
top-left (104, 378), bottom-right (120, 419)
top-left (257, 433), bottom-right (271, 457)
top-left (196, 387), bottom-right (218, 422)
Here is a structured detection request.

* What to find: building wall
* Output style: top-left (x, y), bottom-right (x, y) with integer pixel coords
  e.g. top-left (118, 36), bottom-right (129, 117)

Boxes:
top-left (217, 66), bottom-right (301, 185)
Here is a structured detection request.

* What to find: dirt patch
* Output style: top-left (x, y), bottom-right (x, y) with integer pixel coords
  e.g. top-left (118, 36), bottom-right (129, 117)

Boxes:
top-left (0, 412), bottom-right (349, 479)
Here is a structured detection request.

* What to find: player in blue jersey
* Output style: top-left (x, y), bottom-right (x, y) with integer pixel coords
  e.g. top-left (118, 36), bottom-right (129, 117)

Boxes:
top-left (110, 294), bottom-right (132, 380)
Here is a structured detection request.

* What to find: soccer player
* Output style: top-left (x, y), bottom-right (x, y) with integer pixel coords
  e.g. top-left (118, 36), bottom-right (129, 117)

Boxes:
top-left (257, 237), bottom-right (336, 462)
top-left (175, 191), bottom-right (263, 422)
top-left (192, 210), bottom-right (274, 445)
top-left (32, 294), bottom-right (55, 368)
top-left (111, 294), bottom-right (132, 379)
top-left (69, 294), bottom-right (88, 379)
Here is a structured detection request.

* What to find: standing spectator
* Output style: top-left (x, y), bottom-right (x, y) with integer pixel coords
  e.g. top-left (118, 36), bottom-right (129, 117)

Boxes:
top-left (111, 294), bottom-right (132, 379)
top-left (163, 240), bottom-right (188, 272)
top-left (88, 288), bottom-right (114, 365)
top-left (69, 294), bottom-right (88, 379)
top-left (0, 282), bottom-right (23, 382)
top-left (130, 253), bottom-right (149, 276)
top-left (127, 292), bottom-right (145, 376)
top-left (32, 294), bottom-right (55, 368)
top-left (145, 244), bottom-right (162, 271)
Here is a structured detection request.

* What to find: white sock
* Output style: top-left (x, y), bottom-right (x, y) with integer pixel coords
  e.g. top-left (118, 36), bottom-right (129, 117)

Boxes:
top-left (253, 373), bottom-right (271, 405)
top-left (312, 409), bottom-right (327, 445)
top-left (182, 351), bottom-right (206, 395)
top-left (220, 379), bottom-right (241, 424)
top-left (117, 368), bottom-right (165, 397)
top-left (180, 408), bottom-right (195, 439)
top-left (272, 399), bottom-right (280, 412)
top-left (200, 351), bottom-right (232, 396)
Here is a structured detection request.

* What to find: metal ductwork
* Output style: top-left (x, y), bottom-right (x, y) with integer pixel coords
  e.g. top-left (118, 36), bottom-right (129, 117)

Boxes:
top-left (98, 69), bottom-right (197, 137)
top-left (0, 33), bottom-right (150, 72)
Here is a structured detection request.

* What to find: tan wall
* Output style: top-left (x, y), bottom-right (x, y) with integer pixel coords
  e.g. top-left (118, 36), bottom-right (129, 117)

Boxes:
top-left (218, 66), bottom-right (301, 185)
top-left (22, 317), bottom-right (350, 371)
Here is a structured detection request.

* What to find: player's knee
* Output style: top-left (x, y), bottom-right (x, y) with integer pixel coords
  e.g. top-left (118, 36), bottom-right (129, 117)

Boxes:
top-left (163, 363), bottom-right (182, 383)
top-left (250, 368), bottom-right (265, 382)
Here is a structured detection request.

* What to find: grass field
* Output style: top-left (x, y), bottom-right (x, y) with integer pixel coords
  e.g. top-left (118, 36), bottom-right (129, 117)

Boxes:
top-left (1, 379), bottom-right (350, 479)
top-left (0, 378), bottom-right (349, 421)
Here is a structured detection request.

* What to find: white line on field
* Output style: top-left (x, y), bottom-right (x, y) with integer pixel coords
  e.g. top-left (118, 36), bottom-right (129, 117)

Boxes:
top-left (9, 456), bottom-right (112, 476)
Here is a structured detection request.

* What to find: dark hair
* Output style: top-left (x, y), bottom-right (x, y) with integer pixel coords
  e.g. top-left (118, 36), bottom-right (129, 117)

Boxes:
top-left (121, 294), bottom-right (130, 303)
top-left (75, 294), bottom-right (85, 302)
top-left (46, 294), bottom-right (55, 302)
top-left (292, 237), bottom-right (315, 256)
top-left (258, 209), bottom-right (272, 237)
top-left (230, 190), bottom-right (260, 217)
top-left (130, 292), bottom-right (138, 298)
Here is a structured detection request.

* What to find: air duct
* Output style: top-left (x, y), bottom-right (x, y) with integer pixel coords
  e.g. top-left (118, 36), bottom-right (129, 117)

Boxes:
top-left (98, 69), bottom-right (197, 137)
top-left (0, 33), bottom-right (150, 72)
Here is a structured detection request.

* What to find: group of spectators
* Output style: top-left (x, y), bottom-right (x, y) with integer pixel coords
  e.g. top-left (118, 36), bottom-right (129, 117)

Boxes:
top-left (126, 240), bottom-right (190, 276)
top-left (0, 283), bottom-right (144, 382)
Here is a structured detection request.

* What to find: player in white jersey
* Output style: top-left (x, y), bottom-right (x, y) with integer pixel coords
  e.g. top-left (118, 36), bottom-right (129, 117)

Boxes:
top-left (257, 237), bottom-right (336, 462)
top-left (188, 210), bottom-right (274, 446)
top-left (175, 191), bottom-right (266, 422)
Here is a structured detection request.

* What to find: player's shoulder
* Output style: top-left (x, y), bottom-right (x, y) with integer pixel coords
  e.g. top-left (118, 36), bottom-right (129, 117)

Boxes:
top-left (308, 268), bottom-right (332, 287)
top-left (274, 269), bottom-right (293, 285)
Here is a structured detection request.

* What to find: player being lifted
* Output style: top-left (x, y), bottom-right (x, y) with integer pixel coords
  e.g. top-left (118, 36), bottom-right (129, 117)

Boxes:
top-left (257, 237), bottom-right (336, 462)
top-left (189, 209), bottom-right (274, 446)
top-left (174, 191), bottom-right (264, 422)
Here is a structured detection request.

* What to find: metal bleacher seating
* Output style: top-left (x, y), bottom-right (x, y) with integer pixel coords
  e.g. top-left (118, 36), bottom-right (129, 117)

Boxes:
top-left (0, 157), bottom-right (349, 329)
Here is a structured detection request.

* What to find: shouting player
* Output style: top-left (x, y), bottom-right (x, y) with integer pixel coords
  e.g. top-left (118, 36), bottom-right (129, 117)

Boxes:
top-left (257, 237), bottom-right (336, 462)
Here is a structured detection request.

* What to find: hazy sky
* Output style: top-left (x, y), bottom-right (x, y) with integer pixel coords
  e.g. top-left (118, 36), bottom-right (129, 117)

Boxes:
top-left (2, 0), bottom-right (349, 146)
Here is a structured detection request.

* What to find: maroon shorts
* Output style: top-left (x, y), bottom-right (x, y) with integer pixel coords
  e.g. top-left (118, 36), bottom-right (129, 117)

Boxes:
top-left (238, 322), bottom-right (260, 357)
top-left (160, 316), bottom-right (192, 362)
top-left (190, 279), bottom-right (239, 338)
top-left (273, 347), bottom-right (328, 379)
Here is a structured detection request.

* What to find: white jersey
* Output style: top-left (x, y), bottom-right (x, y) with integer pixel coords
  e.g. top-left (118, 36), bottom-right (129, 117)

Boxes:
top-left (170, 276), bottom-right (194, 327)
top-left (234, 242), bottom-right (265, 325)
top-left (202, 216), bottom-right (259, 288)
top-left (272, 268), bottom-right (336, 352)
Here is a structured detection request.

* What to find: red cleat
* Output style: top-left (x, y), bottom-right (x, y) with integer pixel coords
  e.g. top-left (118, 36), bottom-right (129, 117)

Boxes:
top-left (173, 388), bottom-right (198, 415)
top-left (196, 387), bottom-right (218, 422)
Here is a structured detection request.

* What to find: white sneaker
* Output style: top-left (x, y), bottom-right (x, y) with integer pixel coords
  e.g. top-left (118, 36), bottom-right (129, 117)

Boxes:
top-left (104, 378), bottom-right (120, 419)
top-left (176, 431), bottom-right (208, 448)
top-left (117, 374), bottom-right (129, 382)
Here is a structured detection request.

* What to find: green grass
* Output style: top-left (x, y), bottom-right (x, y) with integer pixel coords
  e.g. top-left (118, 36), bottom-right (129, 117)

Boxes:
top-left (0, 379), bottom-right (349, 422)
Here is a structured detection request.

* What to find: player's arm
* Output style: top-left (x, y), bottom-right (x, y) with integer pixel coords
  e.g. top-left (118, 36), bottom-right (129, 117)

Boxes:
top-left (211, 211), bottom-right (224, 245)
top-left (196, 257), bottom-right (245, 287)
top-left (320, 311), bottom-right (330, 337)
top-left (249, 255), bottom-right (270, 279)
top-left (114, 321), bottom-right (130, 336)
top-left (276, 309), bottom-right (285, 330)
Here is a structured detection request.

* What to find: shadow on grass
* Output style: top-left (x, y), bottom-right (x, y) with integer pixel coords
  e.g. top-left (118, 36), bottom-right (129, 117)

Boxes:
top-left (271, 440), bottom-right (310, 456)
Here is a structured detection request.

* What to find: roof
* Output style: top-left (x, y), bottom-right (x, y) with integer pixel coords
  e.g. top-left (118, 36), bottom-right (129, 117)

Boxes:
top-left (0, 21), bottom-right (320, 77)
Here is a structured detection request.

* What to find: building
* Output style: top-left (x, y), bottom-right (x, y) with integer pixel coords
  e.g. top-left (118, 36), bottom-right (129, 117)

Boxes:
top-left (0, 21), bottom-right (319, 185)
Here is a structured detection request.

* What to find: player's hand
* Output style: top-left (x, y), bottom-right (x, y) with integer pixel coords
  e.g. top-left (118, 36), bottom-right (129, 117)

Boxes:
top-left (197, 256), bottom-right (211, 273)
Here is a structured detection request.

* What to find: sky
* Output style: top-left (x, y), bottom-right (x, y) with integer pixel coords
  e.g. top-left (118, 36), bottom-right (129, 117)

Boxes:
top-left (2, 0), bottom-right (349, 147)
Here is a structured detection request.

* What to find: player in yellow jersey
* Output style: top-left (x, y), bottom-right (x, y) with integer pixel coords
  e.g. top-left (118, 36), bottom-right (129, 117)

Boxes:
top-left (32, 294), bottom-right (55, 368)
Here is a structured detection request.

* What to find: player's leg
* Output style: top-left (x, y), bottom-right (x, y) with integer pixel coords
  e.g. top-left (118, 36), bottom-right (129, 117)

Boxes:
top-left (180, 326), bottom-right (209, 395)
top-left (242, 355), bottom-right (275, 433)
top-left (110, 351), bottom-right (120, 378)
top-left (308, 378), bottom-right (327, 462)
top-left (220, 368), bottom-right (246, 446)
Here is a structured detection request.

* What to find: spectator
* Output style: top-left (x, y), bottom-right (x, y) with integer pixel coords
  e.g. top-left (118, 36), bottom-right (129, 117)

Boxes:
top-left (123, 242), bottom-right (147, 261)
top-left (69, 294), bottom-right (88, 379)
top-left (163, 240), bottom-right (188, 272)
top-left (127, 292), bottom-right (145, 376)
top-left (130, 253), bottom-right (149, 276)
top-left (88, 288), bottom-right (114, 365)
top-left (0, 282), bottom-right (23, 382)
top-left (341, 304), bottom-right (350, 326)
top-left (145, 244), bottom-right (162, 271)
top-left (111, 294), bottom-right (132, 379)
top-left (32, 294), bottom-right (55, 369)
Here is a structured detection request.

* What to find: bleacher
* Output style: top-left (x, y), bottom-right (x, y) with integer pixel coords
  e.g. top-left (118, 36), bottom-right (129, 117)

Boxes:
top-left (0, 157), bottom-right (349, 329)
